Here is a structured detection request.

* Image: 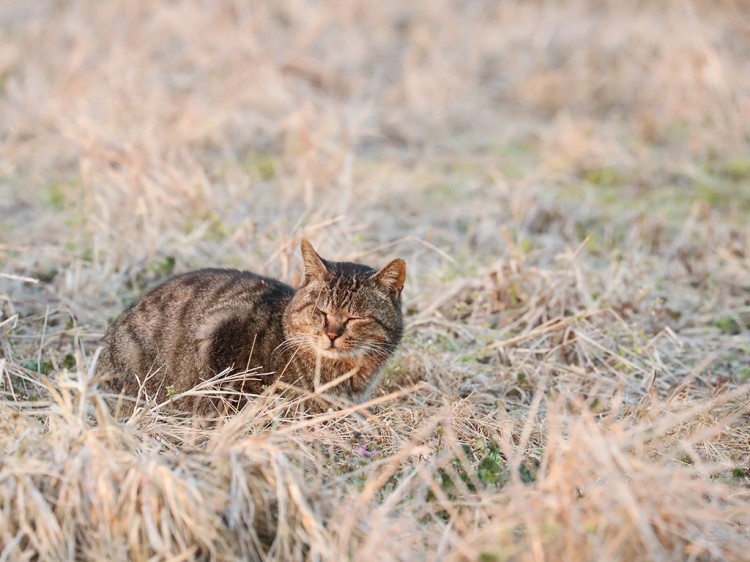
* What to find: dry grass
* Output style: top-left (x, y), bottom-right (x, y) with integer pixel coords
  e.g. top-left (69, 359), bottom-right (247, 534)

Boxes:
top-left (2, 1), bottom-right (750, 560)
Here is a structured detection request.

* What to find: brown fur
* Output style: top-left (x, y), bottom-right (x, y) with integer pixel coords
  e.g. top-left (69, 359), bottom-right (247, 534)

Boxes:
top-left (99, 240), bottom-right (406, 415)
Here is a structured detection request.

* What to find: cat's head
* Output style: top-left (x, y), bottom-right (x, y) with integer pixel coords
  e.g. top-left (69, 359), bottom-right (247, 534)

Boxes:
top-left (283, 239), bottom-right (406, 360)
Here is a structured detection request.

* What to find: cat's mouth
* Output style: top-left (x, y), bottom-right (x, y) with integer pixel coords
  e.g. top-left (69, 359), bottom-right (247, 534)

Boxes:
top-left (317, 348), bottom-right (346, 359)
top-left (315, 342), bottom-right (361, 360)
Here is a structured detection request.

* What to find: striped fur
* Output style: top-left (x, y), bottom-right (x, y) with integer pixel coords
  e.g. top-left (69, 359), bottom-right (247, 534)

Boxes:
top-left (99, 240), bottom-right (406, 415)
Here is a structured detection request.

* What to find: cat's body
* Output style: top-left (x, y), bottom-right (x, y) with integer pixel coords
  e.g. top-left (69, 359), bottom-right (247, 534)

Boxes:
top-left (100, 241), bottom-right (406, 415)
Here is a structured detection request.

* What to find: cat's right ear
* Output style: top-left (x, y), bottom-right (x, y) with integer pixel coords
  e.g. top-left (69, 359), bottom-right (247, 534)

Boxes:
top-left (372, 258), bottom-right (406, 298)
top-left (300, 239), bottom-right (328, 281)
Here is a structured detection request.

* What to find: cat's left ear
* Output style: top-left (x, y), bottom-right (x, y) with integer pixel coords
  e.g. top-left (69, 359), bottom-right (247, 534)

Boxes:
top-left (373, 259), bottom-right (406, 297)
top-left (300, 239), bottom-right (329, 281)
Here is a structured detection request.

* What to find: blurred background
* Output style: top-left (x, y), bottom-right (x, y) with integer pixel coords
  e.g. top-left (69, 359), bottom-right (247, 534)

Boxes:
top-left (2, 1), bottom-right (748, 271)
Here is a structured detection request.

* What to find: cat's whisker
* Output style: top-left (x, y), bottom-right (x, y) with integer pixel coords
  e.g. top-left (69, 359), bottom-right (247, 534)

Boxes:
top-left (346, 338), bottom-right (395, 359)
top-left (271, 336), bottom-right (310, 358)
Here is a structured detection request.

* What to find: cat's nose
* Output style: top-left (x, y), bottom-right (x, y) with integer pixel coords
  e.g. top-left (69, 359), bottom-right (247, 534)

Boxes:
top-left (326, 321), bottom-right (344, 342)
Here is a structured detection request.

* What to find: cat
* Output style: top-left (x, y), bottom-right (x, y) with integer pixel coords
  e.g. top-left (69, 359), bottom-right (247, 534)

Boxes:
top-left (99, 240), bottom-right (406, 415)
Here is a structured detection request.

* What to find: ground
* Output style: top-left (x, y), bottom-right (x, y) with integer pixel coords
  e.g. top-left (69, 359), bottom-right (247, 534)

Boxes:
top-left (1, 1), bottom-right (750, 560)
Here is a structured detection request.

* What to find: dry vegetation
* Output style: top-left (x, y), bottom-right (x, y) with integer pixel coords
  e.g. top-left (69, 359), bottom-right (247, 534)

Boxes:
top-left (2, 1), bottom-right (750, 560)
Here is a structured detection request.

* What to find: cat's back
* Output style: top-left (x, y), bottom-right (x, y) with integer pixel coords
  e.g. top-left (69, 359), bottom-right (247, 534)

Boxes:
top-left (101, 268), bottom-right (294, 377)
top-left (116, 268), bottom-right (293, 322)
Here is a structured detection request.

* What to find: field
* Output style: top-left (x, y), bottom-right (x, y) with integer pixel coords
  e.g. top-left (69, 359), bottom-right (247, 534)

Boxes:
top-left (2, 1), bottom-right (750, 560)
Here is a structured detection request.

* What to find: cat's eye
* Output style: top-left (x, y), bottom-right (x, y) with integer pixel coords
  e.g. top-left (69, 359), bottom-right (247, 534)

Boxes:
top-left (315, 307), bottom-right (330, 324)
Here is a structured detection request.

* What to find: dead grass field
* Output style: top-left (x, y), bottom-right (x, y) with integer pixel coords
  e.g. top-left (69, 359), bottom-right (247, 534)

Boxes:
top-left (2, 1), bottom-right (750, 560)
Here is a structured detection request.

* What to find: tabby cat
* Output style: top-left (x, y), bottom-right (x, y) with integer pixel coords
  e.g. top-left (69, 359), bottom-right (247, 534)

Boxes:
top-left (99, 240), bottom-right (406, 415)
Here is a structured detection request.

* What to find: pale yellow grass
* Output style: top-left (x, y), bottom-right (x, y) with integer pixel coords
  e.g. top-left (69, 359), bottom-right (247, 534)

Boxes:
top-left (1, 1), bottom-right (750, 561)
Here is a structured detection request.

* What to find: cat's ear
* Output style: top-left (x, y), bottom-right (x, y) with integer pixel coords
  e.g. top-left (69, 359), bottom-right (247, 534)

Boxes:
top-left (300, 239), bottom-right (328, 281)
top-left (373, 258), bottom-right (406, 297)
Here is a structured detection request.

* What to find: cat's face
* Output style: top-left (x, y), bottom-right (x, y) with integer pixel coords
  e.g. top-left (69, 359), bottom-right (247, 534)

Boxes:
top-left (283, 240), bottom-right (405, 361)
